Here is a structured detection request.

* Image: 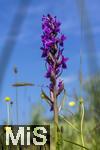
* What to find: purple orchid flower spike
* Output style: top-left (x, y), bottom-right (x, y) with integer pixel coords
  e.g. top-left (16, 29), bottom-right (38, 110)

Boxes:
top-left (41, 14), bottom-right (68, 111)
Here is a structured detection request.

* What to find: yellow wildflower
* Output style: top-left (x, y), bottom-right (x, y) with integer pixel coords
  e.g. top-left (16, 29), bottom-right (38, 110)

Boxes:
top-left (41, 93), bottom-right (45, 99)
top-left (79, 97), bottom-right (84, 104)
top-left (68, 101), bottom-right (76, 107)
top-left (5, 97), bottom-right (11, 102)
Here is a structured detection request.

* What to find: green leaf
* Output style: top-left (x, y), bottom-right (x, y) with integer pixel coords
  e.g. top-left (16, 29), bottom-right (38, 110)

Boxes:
top-left (58, 89), bottom-right (67, 112)
top-left (63, 138), bottom-right (89, 150)
top-left (41, 89), bottom-right (51, 105)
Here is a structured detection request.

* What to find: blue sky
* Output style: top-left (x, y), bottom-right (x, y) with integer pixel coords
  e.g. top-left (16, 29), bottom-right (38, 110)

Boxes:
top-left (0, 0), bottom-right (100, 124)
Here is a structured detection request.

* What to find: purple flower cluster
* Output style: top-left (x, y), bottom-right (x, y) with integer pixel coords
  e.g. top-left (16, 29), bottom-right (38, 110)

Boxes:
top-left (41, 14), bottom-right (68, 110)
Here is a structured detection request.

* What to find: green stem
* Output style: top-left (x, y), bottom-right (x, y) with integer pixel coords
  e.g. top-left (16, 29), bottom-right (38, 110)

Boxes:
top-left (53, 85), bottom-right (59, 150)
top-left (14, 67), bottom-right (19, 125)
top-left (59, 114), bottom-right (80, 133)
top-left (7, 103), bottom-right (10, 125)
top-left (16, 87), bottom-right (19, 124)
top-left (80, 102), bottom-right (85, 149)
top-left (10, 104), bottom-right (13, 125)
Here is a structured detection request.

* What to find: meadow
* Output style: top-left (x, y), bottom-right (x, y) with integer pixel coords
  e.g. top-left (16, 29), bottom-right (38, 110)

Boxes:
top-left (0, 1), bottom-right (100, 150)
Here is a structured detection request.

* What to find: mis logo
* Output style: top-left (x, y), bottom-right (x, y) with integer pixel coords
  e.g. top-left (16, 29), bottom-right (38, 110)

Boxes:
top-left (0, 125), bottom-right (50, 149)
